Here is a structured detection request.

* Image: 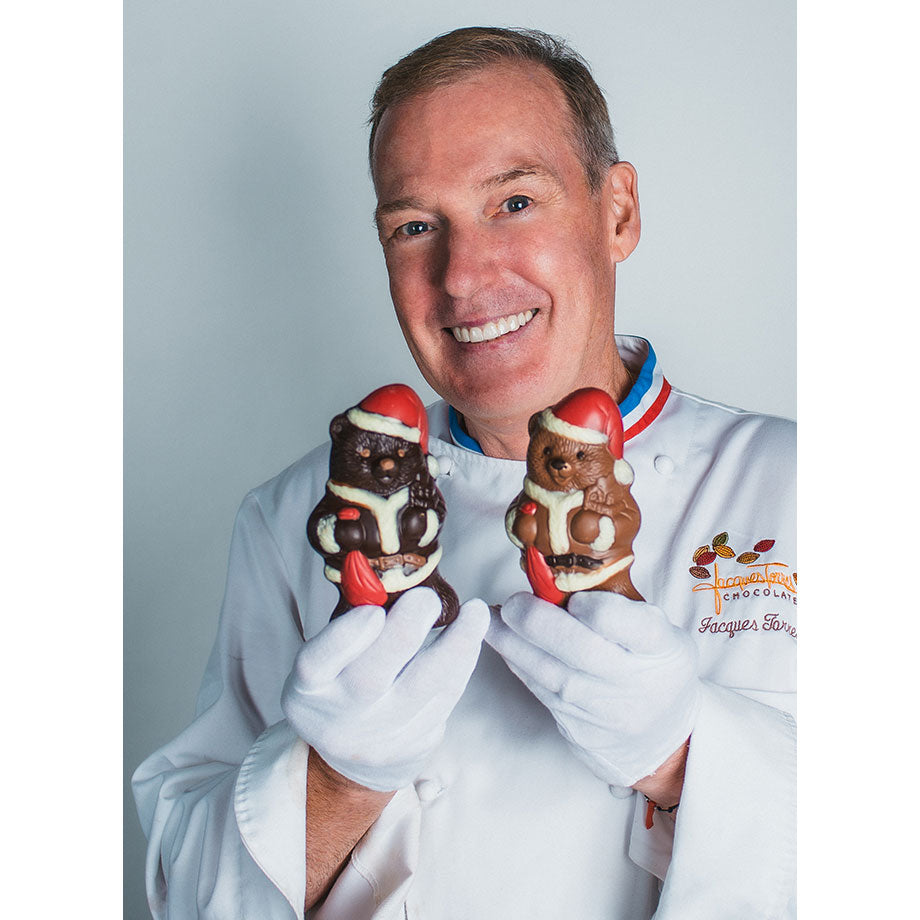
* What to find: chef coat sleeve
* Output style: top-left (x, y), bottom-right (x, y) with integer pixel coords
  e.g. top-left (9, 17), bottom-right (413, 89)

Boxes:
top-left (131, 493), bottom-right (309, 917)
top-left (132, 491), bottom-right (425, 920)
top-left (627, 683), bottom-right (796, 919)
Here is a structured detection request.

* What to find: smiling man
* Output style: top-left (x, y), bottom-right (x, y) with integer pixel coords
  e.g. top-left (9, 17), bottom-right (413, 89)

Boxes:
top-left (134, 27), bottom-right (796, 920)
top-left (371, 60), bottom-right (636, 458)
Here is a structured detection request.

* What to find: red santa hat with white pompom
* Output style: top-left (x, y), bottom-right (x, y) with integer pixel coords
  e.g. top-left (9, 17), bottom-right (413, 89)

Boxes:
top-left (346, 383), bottom-right (439, 475)
top-left (537, 387), bottom-right (634, 485)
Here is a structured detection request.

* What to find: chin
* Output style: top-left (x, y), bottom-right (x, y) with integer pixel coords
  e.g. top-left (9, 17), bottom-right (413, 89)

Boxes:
top-left (449, 375), bottom-right (553, 426)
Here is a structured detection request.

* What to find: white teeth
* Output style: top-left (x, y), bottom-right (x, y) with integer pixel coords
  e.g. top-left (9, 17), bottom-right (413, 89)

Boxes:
top-left (451, 309), bottom-right (537, 344)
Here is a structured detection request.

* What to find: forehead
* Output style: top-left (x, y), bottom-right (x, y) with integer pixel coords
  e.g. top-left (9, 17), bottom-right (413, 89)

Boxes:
top-left (372, 63), bottom-right (582, 195)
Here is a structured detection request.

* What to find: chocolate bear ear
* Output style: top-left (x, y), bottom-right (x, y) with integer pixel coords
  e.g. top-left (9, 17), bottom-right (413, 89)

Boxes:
top-left (528, 411), bottom-right (542, 436)
top-left (329, 413), bottom-right (349, 440)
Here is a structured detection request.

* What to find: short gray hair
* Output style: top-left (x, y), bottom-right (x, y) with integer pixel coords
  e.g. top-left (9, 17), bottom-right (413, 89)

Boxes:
top-left (368, 26), bottom-right (619, 192)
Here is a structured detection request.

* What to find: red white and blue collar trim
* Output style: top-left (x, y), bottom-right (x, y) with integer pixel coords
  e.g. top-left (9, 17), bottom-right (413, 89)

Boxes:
top-left (449, 336), bottom-right (671, 454)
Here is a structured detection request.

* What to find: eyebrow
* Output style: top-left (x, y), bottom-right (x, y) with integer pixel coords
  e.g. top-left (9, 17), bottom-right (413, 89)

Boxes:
top-left (373, 196), bottom-right (426, 229)
top-left (475, 164), bottom-right (561, 191)
top-left (373, 164), bottom-right (562, 229)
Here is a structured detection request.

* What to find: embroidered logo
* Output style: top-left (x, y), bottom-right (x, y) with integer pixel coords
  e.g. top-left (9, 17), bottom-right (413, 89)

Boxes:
top-left (688, 531), bottom-right (797, 618)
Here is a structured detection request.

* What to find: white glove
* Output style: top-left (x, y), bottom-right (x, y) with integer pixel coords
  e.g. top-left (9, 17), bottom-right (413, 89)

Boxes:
top-left (486, 590), bottom-right (701, 789)
top-left (281, 587), bottom-right (489, 792)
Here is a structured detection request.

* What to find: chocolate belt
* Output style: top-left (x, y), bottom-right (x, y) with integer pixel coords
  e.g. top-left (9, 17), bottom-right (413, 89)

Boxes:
top-left (544, 553), bottom-right (604, 569)
top-left (370, 552), bottom-right (427, 571)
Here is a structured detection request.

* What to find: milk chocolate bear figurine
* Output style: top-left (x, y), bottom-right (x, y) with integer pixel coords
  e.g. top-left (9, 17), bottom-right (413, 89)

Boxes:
top-left (505, 387), bottom-right (644, 607)
top-left (307, 383), bottom-right (460, 627)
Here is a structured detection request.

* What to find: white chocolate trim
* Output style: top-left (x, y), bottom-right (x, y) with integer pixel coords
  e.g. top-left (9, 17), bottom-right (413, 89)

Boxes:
top-left (590, 515), bottom-right (616, 552)
top-left (554, 554), bottom-right (634, 592)
top-left (327, 482), bottom-right (410, 554)
top-left (505, 505), bottom-right (524, 549)
top-left (539, 409), bottom-right (610, 446)
top-left (523, 478), bottom-right (585, 555)
top-left (418, 509), bottom-right (439, 548)
top-left (427, 455), bottom-right (440, 478)
top-left (380, 547), bottom-right (442, 591)
top-left (613, 458), bottom-right (634, 485)
top-left (316, 514), bottom-right (340, 554)
top-left (323, 546), bottom-right (443, 592)
top-left (324, 563), bottom-right (342, 583)
top-left (346, 407), bottom-right (421, 444)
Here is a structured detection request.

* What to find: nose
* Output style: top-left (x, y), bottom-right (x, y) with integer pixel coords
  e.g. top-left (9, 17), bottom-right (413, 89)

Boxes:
top-left (550, 458), bottom-right (569, 472)
top-left (439, 224), bottom-right (496, 300)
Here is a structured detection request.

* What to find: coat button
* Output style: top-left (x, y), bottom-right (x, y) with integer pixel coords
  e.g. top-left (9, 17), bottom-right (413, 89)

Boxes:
top-left (415, 779), bottom-right (444, 803)
top-left (653, 454), bottom-right (675, 476)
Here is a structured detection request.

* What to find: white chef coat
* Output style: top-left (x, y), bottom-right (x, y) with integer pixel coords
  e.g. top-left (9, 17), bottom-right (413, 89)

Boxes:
top-left (133, 336), bottom-right (796, 920)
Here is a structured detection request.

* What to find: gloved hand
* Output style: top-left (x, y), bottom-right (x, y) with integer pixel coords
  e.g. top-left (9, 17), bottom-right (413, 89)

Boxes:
top-left (486, 590), bottom-right (701, 789)
top-left (281, 587), bottom-right (489, 792)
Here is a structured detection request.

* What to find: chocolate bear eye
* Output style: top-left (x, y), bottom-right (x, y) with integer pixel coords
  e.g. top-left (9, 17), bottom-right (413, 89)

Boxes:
top-left (397, 448), bottom-right (406, 457)
top-left (543, 446), bottom-right (552, 456)
top-left (359, 448), bottom-right (371, 458)
top-left (576, 451), bottom-right (585, 460)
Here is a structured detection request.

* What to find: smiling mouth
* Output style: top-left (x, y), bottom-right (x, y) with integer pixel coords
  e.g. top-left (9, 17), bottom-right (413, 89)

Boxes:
top-left (449, 309), bottom-right (537, 343)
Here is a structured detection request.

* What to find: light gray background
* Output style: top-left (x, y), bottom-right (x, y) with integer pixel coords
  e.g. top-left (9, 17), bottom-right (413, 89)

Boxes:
top-left (124, 0), bottom-right (795, 915)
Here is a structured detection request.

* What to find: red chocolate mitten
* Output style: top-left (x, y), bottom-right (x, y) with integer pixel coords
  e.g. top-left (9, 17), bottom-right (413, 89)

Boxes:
top-left (525, 545), bottom-right (566, 606)
top-left (341, 550), bottom-right (388, 607)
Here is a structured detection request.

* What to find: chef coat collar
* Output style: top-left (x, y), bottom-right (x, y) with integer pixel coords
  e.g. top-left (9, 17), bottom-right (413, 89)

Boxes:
top-left (447, 335), bottom-right (671, 454)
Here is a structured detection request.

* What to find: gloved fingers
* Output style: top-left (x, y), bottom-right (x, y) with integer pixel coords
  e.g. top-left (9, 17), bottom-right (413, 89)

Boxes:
top-left (486, 611), bottom-right (573, 695)
top-left (499, 591), bottom-right (622, 679)
top-left (342, 587), bottom-right (444, 699)
top-left (566, 591), bottom-right (679, 656)
top-left (500, 657), bottom-right (616, 723)
top-left (396, 598), bottom-right (490, 705)
top-left (290, 604), bottom-right (387, 689)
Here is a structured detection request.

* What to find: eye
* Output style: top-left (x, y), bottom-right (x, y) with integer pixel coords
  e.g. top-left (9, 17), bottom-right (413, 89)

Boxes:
top-left (358, 448), bottom-right (371, 458)
top-left (398, 220), bottom-right (431, 237)
top-left (397, 448), bottom-right (406, 457)
top-left (543, 446), bottom-right (552, 456)
top-left (502, 195), bottom-right (532, 213)
top-left (576, 451), bottom-right (585, 460)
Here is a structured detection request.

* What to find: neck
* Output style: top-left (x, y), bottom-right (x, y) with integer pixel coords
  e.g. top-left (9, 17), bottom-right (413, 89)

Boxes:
top-left (460, 350), bottom-right (634, 461)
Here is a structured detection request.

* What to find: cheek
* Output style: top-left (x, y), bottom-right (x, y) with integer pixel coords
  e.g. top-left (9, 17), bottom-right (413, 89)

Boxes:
top-left (386, 249), bottom-right (434, 302)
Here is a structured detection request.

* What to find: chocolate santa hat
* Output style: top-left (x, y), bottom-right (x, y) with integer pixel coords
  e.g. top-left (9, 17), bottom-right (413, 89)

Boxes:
top-left (346, 383), bottom-right (430, 454)
top-left (537, 387), bottom-right (634, 485)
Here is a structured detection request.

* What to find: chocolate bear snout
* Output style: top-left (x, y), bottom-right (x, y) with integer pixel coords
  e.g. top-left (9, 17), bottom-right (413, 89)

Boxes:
top-left (546, 453), bottom-right (574, 485)
top-left (373, 454), bottom-right (398, 484)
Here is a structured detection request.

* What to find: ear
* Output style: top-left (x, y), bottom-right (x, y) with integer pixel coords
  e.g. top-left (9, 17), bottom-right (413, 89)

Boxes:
top-left (602, 161), bottom-right (641, 264)
top-left (329, 414), bottom-right (348, 441)
top-left (528, 413), bottom-right (542, 437)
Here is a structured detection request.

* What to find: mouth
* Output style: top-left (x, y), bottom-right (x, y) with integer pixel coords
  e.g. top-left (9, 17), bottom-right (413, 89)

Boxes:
top-left (449, 309), bottom-right (537, 344)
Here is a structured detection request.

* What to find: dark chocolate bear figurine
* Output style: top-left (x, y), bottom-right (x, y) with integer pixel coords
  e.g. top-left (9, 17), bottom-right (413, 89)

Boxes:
top-left (307, 383), bottom-right (459, 627)
top-left (505, 387), bottom-right (644, 607)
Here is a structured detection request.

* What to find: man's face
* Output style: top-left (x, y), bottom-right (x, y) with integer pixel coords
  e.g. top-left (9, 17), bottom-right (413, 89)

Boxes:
top-left (372, 63), bottom-right (638, 427)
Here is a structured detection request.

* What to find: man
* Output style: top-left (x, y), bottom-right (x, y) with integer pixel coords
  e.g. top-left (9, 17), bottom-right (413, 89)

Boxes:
top-left (134, 27), bottom-right (795, 919)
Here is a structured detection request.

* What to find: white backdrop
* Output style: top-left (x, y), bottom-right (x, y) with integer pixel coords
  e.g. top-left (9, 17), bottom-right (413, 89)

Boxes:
top-left (124, 1), bottom-right (795, 915)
